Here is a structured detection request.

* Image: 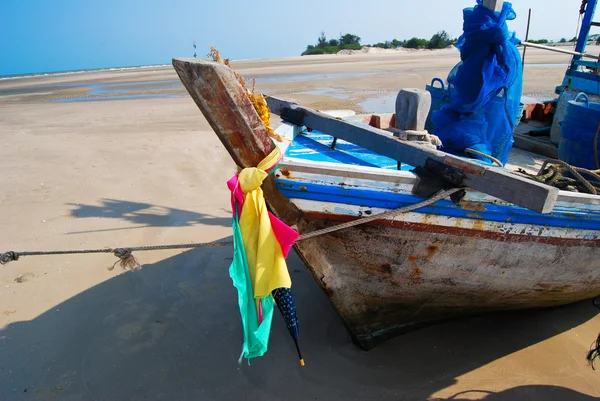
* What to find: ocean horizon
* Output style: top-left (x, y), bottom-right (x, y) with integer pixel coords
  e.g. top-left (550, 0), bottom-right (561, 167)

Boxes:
top-left (0, 56), bottom-right (271, 81)
top-left (0, 64), bottom-right (173, 81)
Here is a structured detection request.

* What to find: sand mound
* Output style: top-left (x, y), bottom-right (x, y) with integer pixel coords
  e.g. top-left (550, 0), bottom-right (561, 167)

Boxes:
top-left (337, 46), bottom-right (458, 55)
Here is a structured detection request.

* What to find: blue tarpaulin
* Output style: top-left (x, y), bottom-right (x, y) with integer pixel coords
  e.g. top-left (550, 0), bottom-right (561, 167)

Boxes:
top-left (432, 0), bottom-right (523, 165)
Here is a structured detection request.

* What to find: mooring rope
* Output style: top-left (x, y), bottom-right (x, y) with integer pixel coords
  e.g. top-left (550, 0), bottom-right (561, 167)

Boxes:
top-left (295, 187), bottom-right (461, 240)
top-left (464, 148), bottom-right (504, 168)
top-left (0, 242), bottom-right (235, 266)
top-left (0, 188), bottom-right (461, 267)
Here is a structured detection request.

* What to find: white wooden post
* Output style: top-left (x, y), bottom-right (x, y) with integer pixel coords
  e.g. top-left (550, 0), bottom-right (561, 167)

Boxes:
top-left (482, 0), bottom-right (503, 12)
top-left (395, 89), bottom-right (431, 132)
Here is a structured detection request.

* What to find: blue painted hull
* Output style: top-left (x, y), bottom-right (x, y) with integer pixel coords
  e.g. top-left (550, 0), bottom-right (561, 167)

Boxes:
top-left (271, 125), bottom-right (600, 348)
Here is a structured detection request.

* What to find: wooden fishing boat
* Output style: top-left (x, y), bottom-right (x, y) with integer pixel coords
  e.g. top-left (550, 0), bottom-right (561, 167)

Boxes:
top-left (172, 56), bottom-right (600, 350)
top-left (172, 0), bottom-right (600, 349)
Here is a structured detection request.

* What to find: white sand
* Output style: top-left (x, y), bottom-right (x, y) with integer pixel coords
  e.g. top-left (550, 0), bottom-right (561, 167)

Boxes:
top-left (1, 48), bottom-right (600, 400)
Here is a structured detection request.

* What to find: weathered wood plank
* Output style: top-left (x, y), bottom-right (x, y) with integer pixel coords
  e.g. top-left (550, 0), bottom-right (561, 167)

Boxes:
top-left (172, 58), bottom-right (302, 225)
top-left (268, 96), bottom-right (443, 167)
top-left (172, 58), bottom-right (274, 168)
top-left (266, 96), bottom-right (560, 213)
top-left (279, 158), bottom-right (417, 185)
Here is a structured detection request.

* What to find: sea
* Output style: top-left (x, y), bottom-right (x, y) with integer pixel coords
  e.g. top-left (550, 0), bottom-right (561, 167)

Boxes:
top-left (0, 64), bottom-right (172, 81)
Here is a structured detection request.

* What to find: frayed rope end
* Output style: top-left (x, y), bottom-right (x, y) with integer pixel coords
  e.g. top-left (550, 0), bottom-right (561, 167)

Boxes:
top-left (109, 248), bottom-right (142, 271)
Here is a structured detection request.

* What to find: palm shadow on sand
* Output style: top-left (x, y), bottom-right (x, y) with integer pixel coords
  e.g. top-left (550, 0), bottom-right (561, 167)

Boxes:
top-left (67, 198), bottom-right (230, 233)
top-left (1, 245), bottom-right (599, 400)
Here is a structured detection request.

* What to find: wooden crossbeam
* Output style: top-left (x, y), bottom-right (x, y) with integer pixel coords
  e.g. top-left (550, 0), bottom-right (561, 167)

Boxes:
top-left (266, 96), bottom-right (559, 213)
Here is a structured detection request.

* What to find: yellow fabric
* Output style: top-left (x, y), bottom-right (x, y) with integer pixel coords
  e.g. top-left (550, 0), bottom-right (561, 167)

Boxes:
top-left (238, 148), bottom-right (290, 299)
top-left (256, 146), bottom-right (283, 171)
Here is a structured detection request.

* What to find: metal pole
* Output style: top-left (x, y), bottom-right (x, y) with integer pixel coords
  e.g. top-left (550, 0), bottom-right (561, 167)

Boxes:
top-left (520, 41), bottom-right (599, 59)
top-left (522, 8), bottom-right (532, 71)
top-left (572, 0), bottom-right (598, 70)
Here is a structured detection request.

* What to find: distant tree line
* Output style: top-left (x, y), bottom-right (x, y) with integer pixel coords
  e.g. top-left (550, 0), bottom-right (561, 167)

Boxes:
top-left (302, 32), bottom-right (596, 56)
top-left (522, 36), bottom-right (596, 44)
top-left (302, 32), bottom-right (363, 55)
top-left (301, 31), bottom-right (457, 55)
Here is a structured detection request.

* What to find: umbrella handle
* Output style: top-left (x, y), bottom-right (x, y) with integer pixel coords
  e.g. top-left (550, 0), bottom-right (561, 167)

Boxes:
top-left (294, 339), bottom-right (305, 366)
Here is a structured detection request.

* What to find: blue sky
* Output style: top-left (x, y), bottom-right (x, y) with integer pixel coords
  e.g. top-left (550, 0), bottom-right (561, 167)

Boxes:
top-left (0, 0), bottom-right (586, 76)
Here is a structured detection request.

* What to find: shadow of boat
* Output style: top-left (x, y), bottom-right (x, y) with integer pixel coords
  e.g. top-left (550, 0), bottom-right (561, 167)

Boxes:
top-left (1, 245), bottom-right (598, 400)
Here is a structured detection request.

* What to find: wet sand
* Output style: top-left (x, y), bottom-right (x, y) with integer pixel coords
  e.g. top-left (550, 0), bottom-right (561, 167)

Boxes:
top-left (1, 48), bottom-right (600, 400)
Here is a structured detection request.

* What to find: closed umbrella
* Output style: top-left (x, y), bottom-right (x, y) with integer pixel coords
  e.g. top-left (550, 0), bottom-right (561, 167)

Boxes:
top-left (272, 287), bottom-right (304, 366)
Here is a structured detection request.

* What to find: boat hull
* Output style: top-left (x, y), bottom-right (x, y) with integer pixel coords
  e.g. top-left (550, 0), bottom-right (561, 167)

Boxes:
top-left (293, 213), bottom-right (600, 349)
top-left (269, 123), bottom-right (600, 349)
top-left (171, 58), bottom-right (600, 351)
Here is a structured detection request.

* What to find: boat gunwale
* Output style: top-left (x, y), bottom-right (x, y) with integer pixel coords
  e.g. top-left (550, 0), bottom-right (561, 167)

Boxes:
top-left (274, 123), bottom-right (600, 208)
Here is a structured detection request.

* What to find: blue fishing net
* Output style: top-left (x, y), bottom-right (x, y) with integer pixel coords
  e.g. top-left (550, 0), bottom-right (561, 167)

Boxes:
top-left (431, 0), bottom-right (522, 165)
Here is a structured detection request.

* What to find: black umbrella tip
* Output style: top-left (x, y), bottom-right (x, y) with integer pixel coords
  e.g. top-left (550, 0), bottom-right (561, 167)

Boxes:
top-left (293, 338), bottom-right (305, 366)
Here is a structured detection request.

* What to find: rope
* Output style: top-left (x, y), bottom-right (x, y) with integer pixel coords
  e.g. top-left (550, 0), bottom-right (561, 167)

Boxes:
top-left (296, 188), bottom-right (461, 240)
top-left (0, 241), bottom-right (234, 266)
top-left (0, 188), bottom-right (460, 267)
top-left (517, 158), bottom-right (600, 195)
top-left (539, 159), bottom-right (598, 195)
top-left (464, 148), bottom-right (504, 168)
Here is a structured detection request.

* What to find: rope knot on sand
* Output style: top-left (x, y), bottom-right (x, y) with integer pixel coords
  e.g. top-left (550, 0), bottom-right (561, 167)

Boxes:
top-left (0, 251), bottom-right (18, 265)
top-left (110, 248), bottom-right (141, 271)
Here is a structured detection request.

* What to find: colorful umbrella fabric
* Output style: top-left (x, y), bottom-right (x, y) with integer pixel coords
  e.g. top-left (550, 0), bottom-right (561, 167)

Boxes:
top-left (226, 147), bottom-right (300, 363)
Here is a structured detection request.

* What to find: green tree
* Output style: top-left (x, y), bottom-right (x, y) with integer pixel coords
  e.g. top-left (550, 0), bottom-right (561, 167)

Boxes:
top-left (328, 39), bottom-right (339, 47)
top-left (317, 31), bottom-right (328, 48)
top-left (428, 31), bottom-right (453, 49)
top-left (339, 33), bottom-right (361, 46)
top-left (404, 37), bottom-right (429, 48)
top-left (559, 38), bottom-right (567, 43)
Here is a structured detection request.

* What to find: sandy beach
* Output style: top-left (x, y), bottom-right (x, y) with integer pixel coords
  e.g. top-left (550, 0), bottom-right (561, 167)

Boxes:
top-left (2, 47), bottom-right (600, 400)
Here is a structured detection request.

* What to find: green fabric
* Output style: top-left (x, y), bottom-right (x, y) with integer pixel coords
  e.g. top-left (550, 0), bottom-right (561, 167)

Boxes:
top-left (229, 216), bottom-right (274, 362)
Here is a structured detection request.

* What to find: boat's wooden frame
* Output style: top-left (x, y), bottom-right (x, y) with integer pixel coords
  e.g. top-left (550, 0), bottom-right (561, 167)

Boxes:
top-left (173, 58), bottom-right (600, 350)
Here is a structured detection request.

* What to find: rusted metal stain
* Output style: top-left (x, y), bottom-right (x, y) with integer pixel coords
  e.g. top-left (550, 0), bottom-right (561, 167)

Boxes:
top-left (460, 201), bottom-right (487, 212)
top-left (472, 219), bottom-right (485, 231)
top-left (410, 267), bottom-right (423, 283)
top-left (425, 245), bottom-right (439, 262)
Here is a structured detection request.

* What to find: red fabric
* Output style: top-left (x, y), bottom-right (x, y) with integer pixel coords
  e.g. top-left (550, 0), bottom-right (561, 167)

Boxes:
top-left (268, 212), bottom-right (299, 258)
